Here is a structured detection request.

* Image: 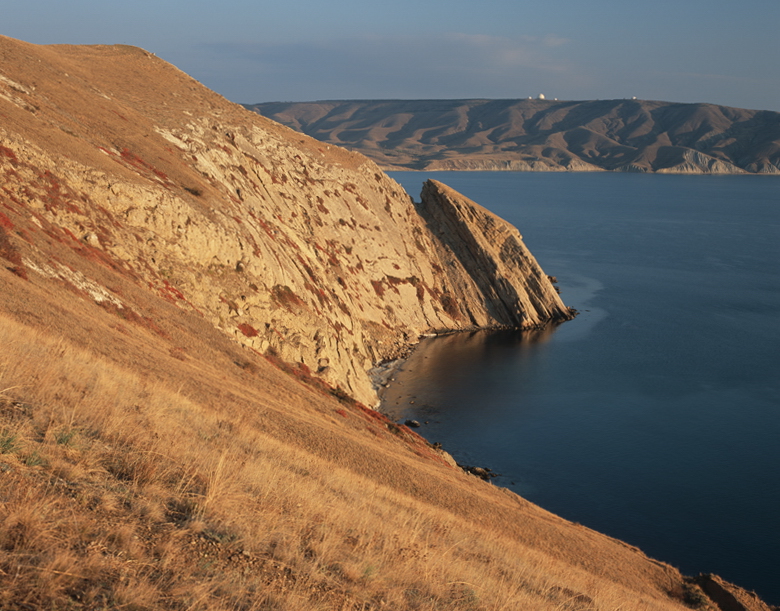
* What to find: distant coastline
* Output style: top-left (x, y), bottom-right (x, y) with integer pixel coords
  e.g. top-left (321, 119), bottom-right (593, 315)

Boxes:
top-left (246, 98), bottom-right (780, 175)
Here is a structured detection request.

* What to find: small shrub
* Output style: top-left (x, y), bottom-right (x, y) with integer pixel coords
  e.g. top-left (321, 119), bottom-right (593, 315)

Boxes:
top-left (387, 422), bottom-right (403, 437)
top-left (0, 430), bottom-right (17, 454)
top-left (682, 582), bottom-right (712, 609)
top-left (25, 451), bottom-right (46, 467)
top-left (329, 386), bottom-right (356, 406)
top-left (362, 564), bottom-right (378, 579)
top-left (54, 428), bottom-right (77, 446)
top-left (0, 226), bottom-right (26, 279)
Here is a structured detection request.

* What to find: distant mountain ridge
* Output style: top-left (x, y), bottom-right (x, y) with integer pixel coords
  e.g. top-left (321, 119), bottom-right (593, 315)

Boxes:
top-left (246, 99), bottom-right (780, 174)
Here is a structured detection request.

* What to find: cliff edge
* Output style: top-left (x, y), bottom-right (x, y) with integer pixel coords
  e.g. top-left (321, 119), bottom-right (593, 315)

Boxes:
top-left (0, 36), bottom-right (570, 406)
top-left (418, 180), bottom-right (568, 327)
top-left (0, 36), bottom-right (773, 611)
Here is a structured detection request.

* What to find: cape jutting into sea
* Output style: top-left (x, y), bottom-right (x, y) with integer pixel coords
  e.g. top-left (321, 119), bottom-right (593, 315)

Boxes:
top-left (384, 171), bottom-right (780, 605)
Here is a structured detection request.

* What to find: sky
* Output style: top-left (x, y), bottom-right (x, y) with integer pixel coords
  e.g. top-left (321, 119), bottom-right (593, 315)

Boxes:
top-left (3, 0), bottom-right (779, 111)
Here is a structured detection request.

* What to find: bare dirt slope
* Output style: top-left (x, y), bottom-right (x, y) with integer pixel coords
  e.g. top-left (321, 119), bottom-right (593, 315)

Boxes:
top-left (1, 36), bottom-right (773, 610)
top-left (248, 98), bottom-right (780, 174)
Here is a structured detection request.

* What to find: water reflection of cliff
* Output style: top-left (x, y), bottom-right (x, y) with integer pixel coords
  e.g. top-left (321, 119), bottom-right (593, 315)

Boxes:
top-left (380, 325), bottom-right (559, 420)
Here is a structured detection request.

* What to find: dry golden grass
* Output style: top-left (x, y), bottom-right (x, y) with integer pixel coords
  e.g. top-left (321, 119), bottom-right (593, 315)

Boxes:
top-left (0, 35), bottom-right (756, 610)
top-left (0, 311), bottom-right (696, 610)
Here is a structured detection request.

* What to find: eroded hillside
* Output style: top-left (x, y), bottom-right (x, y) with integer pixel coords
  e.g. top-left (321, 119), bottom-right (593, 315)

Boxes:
top-left (248, 98), bottom-right (780, 174)
top-left (0, 37), bottom-right (571, 406)
top-left (1, 36), bottom-right (773, 611)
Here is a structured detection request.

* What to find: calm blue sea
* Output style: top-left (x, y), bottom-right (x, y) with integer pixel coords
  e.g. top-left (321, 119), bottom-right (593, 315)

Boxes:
top-left (385, 171), bottom-right (780, 604)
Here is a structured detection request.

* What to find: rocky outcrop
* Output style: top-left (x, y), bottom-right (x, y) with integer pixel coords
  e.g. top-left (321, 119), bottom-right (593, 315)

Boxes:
top-left (654, 149), bottom-right (745, 175)
top-left (0, 36), bottom-right (571, 406)
top-left (692, 574), bottom-right (776, 611)
top-left (248, 99), bottom-right (780, 175)
top-left (417, 180), bottom-right (570, 328)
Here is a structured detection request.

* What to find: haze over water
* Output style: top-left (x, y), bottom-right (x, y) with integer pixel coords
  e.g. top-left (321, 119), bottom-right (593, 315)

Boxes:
top-left (385, 172), bottom-right (780, 603)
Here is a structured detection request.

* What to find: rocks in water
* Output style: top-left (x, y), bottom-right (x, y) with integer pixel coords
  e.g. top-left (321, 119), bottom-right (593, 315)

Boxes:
top-left (458, 464), bottom-right (498, 481)
top-left (404, 419), bottom-right (421, 428)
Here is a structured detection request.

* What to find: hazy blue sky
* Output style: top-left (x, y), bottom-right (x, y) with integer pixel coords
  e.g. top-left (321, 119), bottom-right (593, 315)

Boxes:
top-left (4, 0), bottom-right (779, 110)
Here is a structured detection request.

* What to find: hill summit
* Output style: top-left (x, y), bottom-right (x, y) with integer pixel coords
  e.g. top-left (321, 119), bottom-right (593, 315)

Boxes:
top-left (247, 98), bottom-right (780, 174)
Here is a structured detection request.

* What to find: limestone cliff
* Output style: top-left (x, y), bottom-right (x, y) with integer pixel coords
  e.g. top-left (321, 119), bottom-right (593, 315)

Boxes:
top-left (417, 180), bottom-right (567, 327)
top-left (0, 36), bottom-right (572, 406)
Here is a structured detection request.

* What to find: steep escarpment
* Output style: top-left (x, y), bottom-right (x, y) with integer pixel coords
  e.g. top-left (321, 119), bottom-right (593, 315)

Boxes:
top-left (248, 98), bottom-right (780, 174)
top-left (1, 36), bottom-right (775, 611)
top-left (417, 180), bottom-right (565, 326)
top-left (0, 36), bottom-right (570, 406)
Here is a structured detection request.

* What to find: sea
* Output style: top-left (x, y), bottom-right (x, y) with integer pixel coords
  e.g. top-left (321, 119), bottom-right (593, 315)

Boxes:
top-left (384, 171), bottom-right (780, 604)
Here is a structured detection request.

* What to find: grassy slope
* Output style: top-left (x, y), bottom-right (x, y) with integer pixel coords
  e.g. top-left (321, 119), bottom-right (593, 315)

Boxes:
top-left (0, 36), bottom-right (715, 610)
top-left (0, 240), bottom-right (695, 610)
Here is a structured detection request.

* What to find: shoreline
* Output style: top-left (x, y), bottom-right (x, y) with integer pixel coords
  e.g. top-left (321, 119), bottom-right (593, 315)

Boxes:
top-left (381, 165), bottom-right (780, 175)
top-left (369, 317), bottom-right (573, 407)
top-left (373, 326), bottom-right (780, 608)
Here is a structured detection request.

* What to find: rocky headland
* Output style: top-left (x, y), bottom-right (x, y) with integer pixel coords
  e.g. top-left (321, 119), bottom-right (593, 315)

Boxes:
top-left (0, 37), bottom-right (572, 407)
top-left (1, 35), bottom-right (774, 611)
top-left (247, 98), bottom-right (780, 174)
